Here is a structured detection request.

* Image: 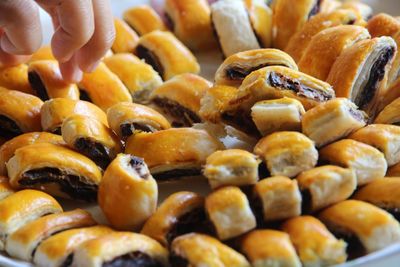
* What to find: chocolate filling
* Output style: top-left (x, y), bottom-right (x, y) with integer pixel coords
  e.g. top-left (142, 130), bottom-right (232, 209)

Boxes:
top-left (331, 230), bottom-right (366, 260)
top-left (102, 251), bottom-right (163, 267)
top-left (308, 0), bottom-right (322, 19)
top-left (51, 127), bottom-right (62, 135)
top-left (301, 189), bottom-right (312, 214)
top-left (169, 252), bottom-right (189, 267)
top-left (0, 115), bottom-right (23, 139)
top-left (251, 194), bottom-right (265, 227)
top-left (221, 111), bottom-right (260, 136)
top-left (226, 64), bottom-right (274, 80)
top-left (385, 207), bottom-right (400, 222)
top-left (354, 47), bottom-right (395, 110)
top-left (19, 167), bottom-right (98, 202)
top-left (153, 168), bottom-right (201, 181)
top-left (152, 97), bottom-right (202, 127)
top-left (28, 71), bottom-right (50, 101)
top-left (349, 107), bottom-right (367, 122)
top-left (79, 89), bottom-right (93, 103)
top-left (75, 138), bottom-right (111, 170)
top-left (268, 72), bottom-right (333, 102)
top-left (164, 13), bottom-right (175, 31)
top-left (136, 45), bottom-right (165, 80)
top-left (129, 156), bottom-right (151, 179)
top-left (120, 123), bottom-right (157, 139)
top-left (60, 253), bottom-right (74, 267)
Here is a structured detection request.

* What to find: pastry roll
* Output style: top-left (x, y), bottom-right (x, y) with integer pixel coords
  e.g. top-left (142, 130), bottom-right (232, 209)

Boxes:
top-left (29, 46), bottom-right (55, 62)
top-left (123, 5), bottom-right (167, 36)
top-left (285, 9), bottom-right (361, 62)
top-left (282, 216), bottom-right (347, 266)
top-left (0, 64), bottom-right (34, 94)
top-left (107, 102), bottom-right (170, 140)
top-left (103, 53), bottom-right (163, 103)
top-left (0, 87), bottom-right (43, 139)
top-left (297, 166), bottom-right (357, 212)
top-left (241, 230), bottom-right (301, 267)
top-left (245, 0), bottom-right (273, 48)
top-left (136, 30), bottom-right (200, 80)
top-left (0, 189), bottom-right (62, 250)
top-left (0, 132), bottom-right (64, 176)
top-left (170, 233), bottom-right (251, 267)
top-left (319, 200), bottom-right (400, 256)
top-left (111, 18), bottom-right (139, 54)
top-left (150, 74), bottom-right (211, 127)
top-left (302, 98), bottom-right (367, 147)
top-left (98, 154), bottom-right (157, 231)
top-left (254, 131), bottom-right (318, 177)
top-left (61, 115), bottom-right (122, 170)
top-left (78, 63), bottom-right (132, 111)
top-left (141, 191), bottom-right (206, 246)
top-left (214, 49), bottom-right (298, 87)
top-left (0, 176), bottom-right (13, 201)
top-left (253, 176), bottom-right (301, 223)
top-left (205, 186), bottom-right (256, 240)
top-left (7, 143), bottom-right (102, 202)
top-left (28, 60), bottom-right (80, 101)
top-left (203, 149), bottom-right (260, 189)
top-left (33, 225), bottom-right (113, 267)
top-left (72, 232), bottom-right (169, 267)
top-left (272, 0), bottom-right (323, 50)
top-left (125, 128), bottom-right (222, 180)
top-left (40, 98), bottom-right (107, 134)
top-left (165, 0), bottom-right (216, 51)
top-left (5, 209), bottom-right (96, 261)
top-left (367, 13), bottom-right (400, 39)
top-left (326, 37), bottom-right (397, 118)
top-left (319, 139), bottom-right (387, 185)
top-left (388, 161), bottom-right (400, 177)
top-left (251, 97), bottom-right (305, 136)
top-left (210, 0), bottom-right (260, 58)
top-left (375, 96), bottom-right (400, 125)
top-left (298, 25), bottom-right (371, 81)
top-left (340, 1), bottom-right (373, 21)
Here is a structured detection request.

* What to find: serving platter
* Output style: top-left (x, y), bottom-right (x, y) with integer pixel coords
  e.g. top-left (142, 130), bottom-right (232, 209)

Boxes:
top-left (1, 0), bottom-right (400, 266)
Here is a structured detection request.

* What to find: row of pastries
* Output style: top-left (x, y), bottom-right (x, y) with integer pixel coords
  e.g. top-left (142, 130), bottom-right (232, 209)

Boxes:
top-left (1, 0), bottom-right (400, 266)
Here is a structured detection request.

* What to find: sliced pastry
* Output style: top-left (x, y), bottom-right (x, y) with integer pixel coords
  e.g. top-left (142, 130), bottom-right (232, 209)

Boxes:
top-left (0, 176), bottom-right (14, 201)
top-left (0, 64), bottom-right (33, 94)
top-left (111, 18), bottom-right (139, 54)
top-left (367, 13), bottom-right (400, 39)
top-left (141, 191), bottom-right (206, 247)
top-left (340, 1), bottom-right (373, 21)
top-left (282, 216), bottom-right (347, 266)
top-left (7, 143), bottom-right (102, 202)
top-left (375, 97), bottom-right (400, 125)
top-left (103, 53), bottom-right (163, 103)
top-left (245, 0), bottom-right (273, 48)
top-left (302, 98), bottom-right (367, 147)
top-left (123, 5), bottom-right (167, 36)
top-left (254, 131), bottom-right (318, 178)
top-left (136, 30), bottom-right (200, 80)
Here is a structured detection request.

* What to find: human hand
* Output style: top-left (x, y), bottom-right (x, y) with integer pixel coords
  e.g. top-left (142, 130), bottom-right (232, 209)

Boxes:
top-left (0, 0), bottom-right (115, 82)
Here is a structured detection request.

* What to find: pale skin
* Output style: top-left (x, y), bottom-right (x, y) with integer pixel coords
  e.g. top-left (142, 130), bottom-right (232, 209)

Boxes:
top-left (0, 0), bottom-right (115, 82)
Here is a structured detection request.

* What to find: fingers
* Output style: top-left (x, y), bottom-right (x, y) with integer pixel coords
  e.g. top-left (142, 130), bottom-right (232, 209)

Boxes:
top-left (59, 53), bottom-right (83, 83)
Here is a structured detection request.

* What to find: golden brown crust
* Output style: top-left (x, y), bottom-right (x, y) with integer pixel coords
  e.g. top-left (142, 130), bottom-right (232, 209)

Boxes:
top-left (112, 18), bottom-right (139, 53)
top-left (0, 64), bottom-right (34, 94)
top-left (387, 161), bottom-right (400, 177)
top-left (367, 13), bottom-right (400, 38)
top-left (123, 5), bottom-right (167, 36)
top-left (29, 46), bottom-right (56, 62)
top-left (0, 176), bottom-right (13, 201)
top-left (381, 76), bottom-right (400, 109)
top-left (245, 0), bottom-right (273, 48)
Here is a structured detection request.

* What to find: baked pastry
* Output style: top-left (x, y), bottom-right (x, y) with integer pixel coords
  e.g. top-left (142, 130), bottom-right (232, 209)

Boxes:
top-left (320, 0), bottom-right (342, 13)
top-left (103, 53), bottom-right (163, 103)
top-left (214, 49), bottom-right (298, 87)
top-left (246, 0), bottom-right (273, 48)
top-left (282, 216), bottom-right (347, 266)
top-left (388, 161), bottom-right (400, 176)
top-left (141, 191), bottom-right (206, 246)
top-left (319, 200), bottom-right (400, 256)
top-left (205, 186), bottom-right (256, 240)
top-left (61, 115), bottom-right (122, 170)
top-left (165, 0), bottom-right (216, 51)
top-left (349, 124), bottom-right (400, 166)
top-left (0, 87), bottom-right (43, 139)
top-left (125, 128), bottom-right (222, 180)
top-left (340, 1), bottom-right (373, 21)
top-left (29, 46), bottom-right (55, 62)
top-left (367, 13), bottom-right (400, 38)
top-left (107, 102), bottom-right (170, 140)
top-left (375, 96), bottom-right (400, 125)
top-left (381, 76), bottom-right (400, 110)
top-left (0, 176), bottom-right (14, 201)
top-left (150, 73), bottom-right (211, 127)
top-left (78, 63), bottom-right (132, 111)
top-left (98, 154), bottom-right (157, 231)
top-left (253, 176), bottom-right (301, 223)
top-left (28, 60), bottom-right (80, 101)
top-left (40, 98), bottom-right (107, 134)
top-left (298, 25), bottom-right (371, 81)
top-left (0, 132), bottom-right (64, 176)
top-left (170, 233), bottom-right (251, 267)
top-left (285, 9), bottom-right (361, 62)
top-left (241, 230), bottom-right (302, 267)
top-left (123, 5), bottom-right (167, 35)
top-left (33, 225), bottom-right (113, 267)
top-left (71, 232), bottom-right (169, 267)
top-left (5, 209), bottom-right (96, 261)
top-left (272, 0), bottom-right (323, 50)
top-left (297, 165), bottom-right (357, 212)
top-left (319, 139), bottom-right (387, 185)
top-left (302, 98), bottom-right (367, 147)
top-left (388, 32), bottom-right (400, 89)
top-left (0, 64), bottom-right (34, 94)
top-left (251, 97), bottom-right (305, 136)
top-left (203, 149), bottom-right (260, 189)
top-left (136, 30), bottom-right (200, 80)
top-left (326, 37), bottom-right (397, 118)
top-left (254, 131), bottom-right (318, 177)
top-left (210, 0), bottom-right (261, 57)
top-left (7, 143), bottom-right (102, 202)
top-left (0, 189), bottom-right (62, 250)
top-left (111, 18), bottom-right (139, 54)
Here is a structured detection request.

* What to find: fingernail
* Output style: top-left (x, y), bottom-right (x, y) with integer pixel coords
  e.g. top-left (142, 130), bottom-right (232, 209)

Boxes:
top-left (70, 69), bottom-right (83, 83)
top-left (84, 60), bottom-right (100, 73)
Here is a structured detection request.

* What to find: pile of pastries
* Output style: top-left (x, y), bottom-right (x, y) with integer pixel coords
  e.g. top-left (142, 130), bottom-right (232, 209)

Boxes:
top-left (1, 0), bottom-right (400, 266)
